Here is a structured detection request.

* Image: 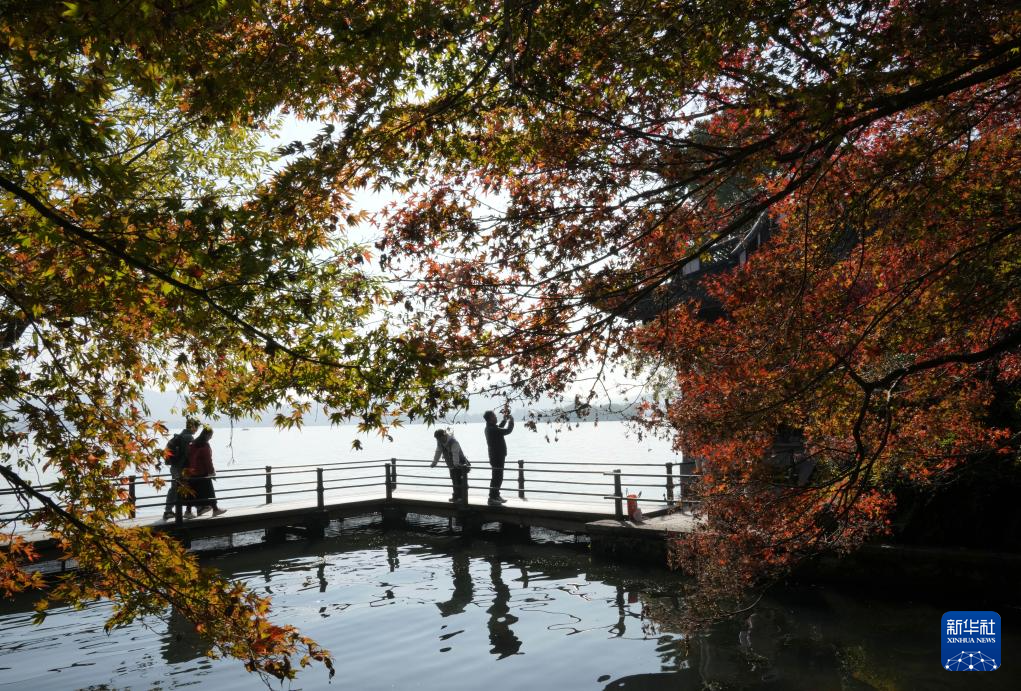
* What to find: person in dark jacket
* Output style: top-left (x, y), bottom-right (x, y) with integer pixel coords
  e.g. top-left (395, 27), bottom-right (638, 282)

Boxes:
top-left (431, 429), bottom-right (471, 502)
top-left (163, 418), bottom-right (199, 520)
top-left (185, 427), bottom-right (226, 517)
top-left (483, 410), bottom-right (514, 505)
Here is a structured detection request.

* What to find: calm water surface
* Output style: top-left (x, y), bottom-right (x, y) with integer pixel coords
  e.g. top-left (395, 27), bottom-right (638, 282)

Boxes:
top-left (1, 517), bottom-right (1016, 690)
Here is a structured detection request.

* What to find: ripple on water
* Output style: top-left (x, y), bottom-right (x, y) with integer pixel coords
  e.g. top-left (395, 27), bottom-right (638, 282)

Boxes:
top-left (2, 530), bottom-right (1018, 691)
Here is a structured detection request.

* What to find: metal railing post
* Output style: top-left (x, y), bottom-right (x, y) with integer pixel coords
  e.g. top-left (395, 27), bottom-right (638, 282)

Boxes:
top-left (517, 459), bottom-right (525, 499)
top-left (385, 462), bottom-right (393, 501)
top-left (665, 462), bottom-right (674, 503)
top-left (128, 475), bottom-right (136, 518)
top-left (679, 460), bottom-right (694, 510)
top-left (316, 467), bottom-right (324, 509)
top-left (613, 469), bottom-right (623, 520)
top-left (265, 465), bottom-right (273, 505)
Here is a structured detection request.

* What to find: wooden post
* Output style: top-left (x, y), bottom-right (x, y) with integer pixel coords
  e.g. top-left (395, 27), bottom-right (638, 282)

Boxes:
top-left (316, 467), bottom-right (324, 509)
top-left (665, 462), bottom-right (674, 503)
top-left (128, 475), bottom-right (136, 518)
top-left (265, 465), bottom-right (273, 504)
top-left (385, 462), bottom-right (393, 501)
top-left (175, 499), bottom-right (183, 525)
top-left (517, 459), bottom-right (525, 499)
top-left (613, 469), bottom-right (623, 520)
top-left (390, 457), bottom-right (397, 488)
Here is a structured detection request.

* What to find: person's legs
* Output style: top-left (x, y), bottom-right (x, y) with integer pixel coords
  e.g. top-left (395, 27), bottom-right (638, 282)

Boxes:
top-left (489, 457), bottom-right (505, 500)
top-left (447, 464), bottom-right (460, 500)
top-left (454, 466), bottom-right (468, 502)
top-left (163, 465), bottom-right (181, 518)
top-left (180, 477), bottom-right (195, 515)
top-left (208, 481), bottom-right (226, 515)
top-left (195, 478), bottom-right (214, 514)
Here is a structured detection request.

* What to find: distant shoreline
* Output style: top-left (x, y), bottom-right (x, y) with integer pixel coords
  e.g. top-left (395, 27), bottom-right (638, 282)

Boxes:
top-left (164, 412), bottom-right (645, 430)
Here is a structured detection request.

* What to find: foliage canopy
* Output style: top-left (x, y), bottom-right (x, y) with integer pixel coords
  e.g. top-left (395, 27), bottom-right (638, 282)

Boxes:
top-left (1, 0), bottom-right (462, 679)
top-left (360, 0), bottom-right (1021, 606)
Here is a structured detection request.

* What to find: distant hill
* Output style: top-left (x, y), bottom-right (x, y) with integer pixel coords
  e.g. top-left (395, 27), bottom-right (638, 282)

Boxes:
top-left (143, 390), bottom-right (643, 429)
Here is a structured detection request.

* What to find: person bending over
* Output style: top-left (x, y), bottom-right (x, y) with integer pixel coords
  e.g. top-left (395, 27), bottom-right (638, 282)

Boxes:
top-left (431, 429), bottom-right (471, 502)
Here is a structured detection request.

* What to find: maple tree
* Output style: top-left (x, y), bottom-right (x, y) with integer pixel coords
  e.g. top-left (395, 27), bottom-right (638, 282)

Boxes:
top-left (0, 0), bottom-right (464, 680)
top-left (358, 0), bottom-right (1021, 611)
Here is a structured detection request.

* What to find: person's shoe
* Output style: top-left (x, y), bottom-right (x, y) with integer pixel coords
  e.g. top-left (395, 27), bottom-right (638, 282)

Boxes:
top-left (447, 497), bottom-right (458, 502)
top-left (212, 508), bottom-right (227, 516)
top-left (162, 511), bottom-right (174, 521)
top-left (487, 498), bottom-right (502, 507)
top-left (495, 497), bottom-right (508, 503)
top-left (197, 507), bottom-right (212, 516)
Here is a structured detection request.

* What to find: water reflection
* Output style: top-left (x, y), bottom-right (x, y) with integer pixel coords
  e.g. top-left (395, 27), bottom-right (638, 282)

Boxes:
top-left (610, 585), bottom-right (627, 637)
top-left (1, 526), bottom-right (1016, 691)
top-left (485, 556), bottom-right (521, 659)
top-left (432, 544), bottom-right (524, 659)
top-left (161, 608), bottom-right (207, 666)
top-left (436, 551), bottom-right (473, 618)
top-left (316, 560), bottom-right (328, 592)
top-left (602, 670), bottom-right (699, 690)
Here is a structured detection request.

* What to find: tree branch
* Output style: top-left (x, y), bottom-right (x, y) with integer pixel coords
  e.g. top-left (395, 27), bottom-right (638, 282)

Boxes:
top-left (0, 173), bottom-right (362, 372)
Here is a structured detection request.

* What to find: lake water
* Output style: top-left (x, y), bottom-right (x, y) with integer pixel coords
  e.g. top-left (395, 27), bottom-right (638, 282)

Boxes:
top-left (0, 516), bottom-right (1016, 690)
top-left (3, 423), bottom-right (1017, 689)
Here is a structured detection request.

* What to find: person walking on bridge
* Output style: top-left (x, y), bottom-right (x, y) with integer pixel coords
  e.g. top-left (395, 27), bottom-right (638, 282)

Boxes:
top-left (163, 418), bottom-right (199, 521)
top-left (431, 429), bottom-right (471, 502)
top-left (483, 410), bottom-right (514, 506)
top-left (185, 427), bottom-right (226, 517)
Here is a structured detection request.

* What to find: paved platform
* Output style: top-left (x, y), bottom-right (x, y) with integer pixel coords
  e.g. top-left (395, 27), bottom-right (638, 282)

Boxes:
top-left (586, 510), bottom-right (701, 536)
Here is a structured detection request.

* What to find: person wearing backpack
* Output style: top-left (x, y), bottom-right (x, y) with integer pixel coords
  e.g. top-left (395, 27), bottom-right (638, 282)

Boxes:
top-left (163, 418), bottom-right (199, 520)
top-left (431, 429), bottom-right (471, 502)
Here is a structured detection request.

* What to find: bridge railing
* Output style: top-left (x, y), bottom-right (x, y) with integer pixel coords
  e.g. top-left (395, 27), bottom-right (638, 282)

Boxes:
top-left (1, 458), bottom-right (699, 527)
top-left (375, 457), bottom-right (699, 511)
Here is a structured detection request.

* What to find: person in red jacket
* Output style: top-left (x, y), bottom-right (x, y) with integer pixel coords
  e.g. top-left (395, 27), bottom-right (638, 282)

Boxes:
top-left (185, 427), bottom-right (226, 517)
